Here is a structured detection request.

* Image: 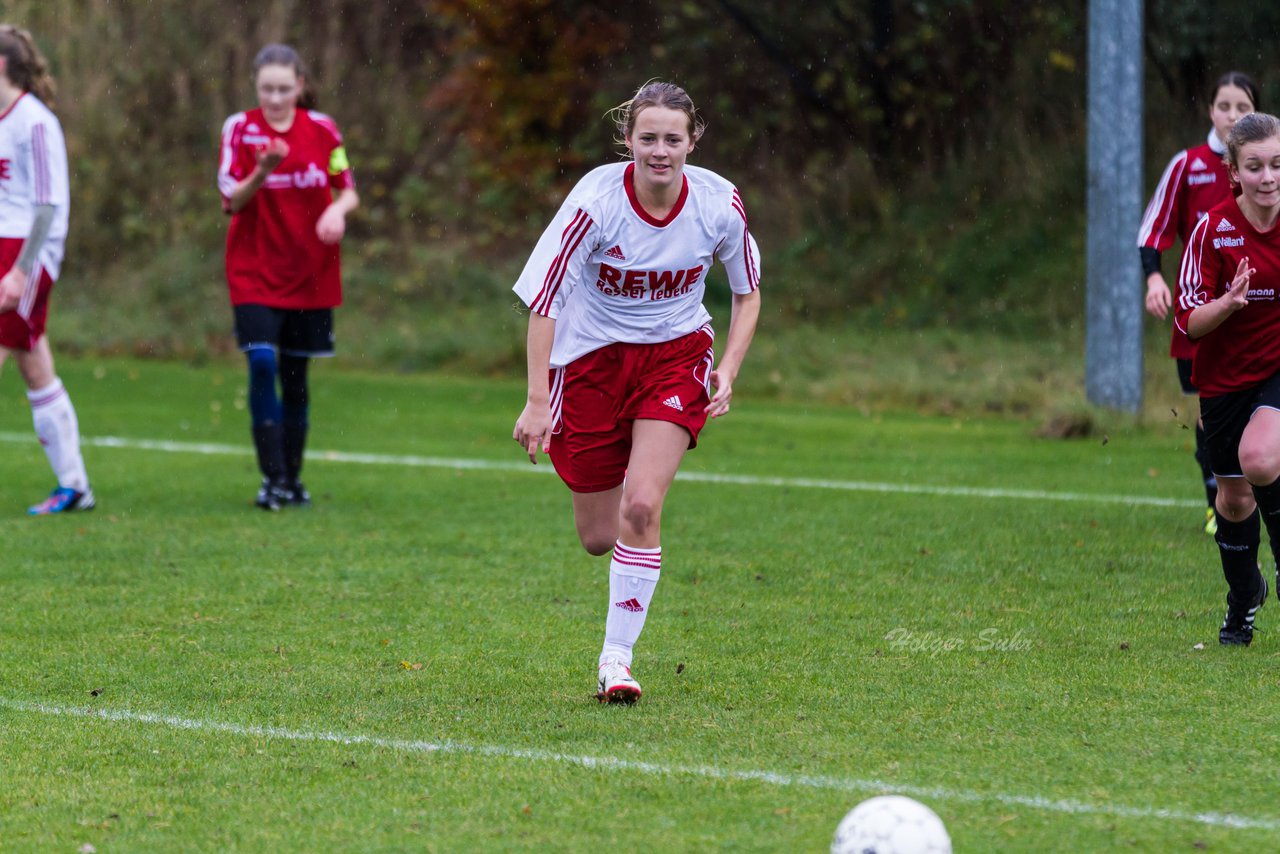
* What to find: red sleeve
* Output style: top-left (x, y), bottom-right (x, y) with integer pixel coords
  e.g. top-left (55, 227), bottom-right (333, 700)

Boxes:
top-left (217, 113), bottom-right (250, 212)
top-left (1174, 214), bottom-right (1220, 338)
top-left (1138, 151), bottom-right (1189, 252)
top-left (310, 112), bottom-right (355, 192)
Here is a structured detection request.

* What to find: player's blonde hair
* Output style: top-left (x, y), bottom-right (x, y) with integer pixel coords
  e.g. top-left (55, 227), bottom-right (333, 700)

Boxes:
top-left (0, 25), bottom-right (56, 109)
top-left (1224, 112), bottom-right (1280, 169)
top-left (609, 80), bottom-right (706, 152)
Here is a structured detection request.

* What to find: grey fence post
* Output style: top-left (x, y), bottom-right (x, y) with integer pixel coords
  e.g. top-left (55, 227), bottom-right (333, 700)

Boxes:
top-left (1086, 0), bottom-right (1144, 412)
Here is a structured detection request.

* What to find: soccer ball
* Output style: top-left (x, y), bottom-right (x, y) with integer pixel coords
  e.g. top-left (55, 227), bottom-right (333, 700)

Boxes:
top-left (830, 795), bottom-right (952, 854)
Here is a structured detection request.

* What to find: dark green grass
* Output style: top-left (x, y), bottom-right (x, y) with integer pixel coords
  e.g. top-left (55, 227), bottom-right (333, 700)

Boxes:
top-left (1, 358), bottom-right (1277, 851)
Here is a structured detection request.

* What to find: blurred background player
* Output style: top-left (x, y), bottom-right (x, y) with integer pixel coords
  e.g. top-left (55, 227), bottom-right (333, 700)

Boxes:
top-left (1139, 71), bottom-right (1259, 535)
top-left (512, 81), bottom-right (762, 702)
top-left (1176, 111), bottom-right (1280, 645)
top-left (0, 24), bottom-right (93, 516)
top-left (218, 44), bottom-right (358, 510)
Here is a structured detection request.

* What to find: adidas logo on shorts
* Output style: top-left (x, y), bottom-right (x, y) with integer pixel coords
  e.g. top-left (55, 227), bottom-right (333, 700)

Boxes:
top-left (662, 395), bottom-right (683, 412)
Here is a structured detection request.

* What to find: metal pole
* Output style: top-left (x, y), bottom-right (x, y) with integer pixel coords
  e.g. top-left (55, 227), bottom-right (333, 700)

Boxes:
top-left (1086, 0), bottom-right (1144, 412)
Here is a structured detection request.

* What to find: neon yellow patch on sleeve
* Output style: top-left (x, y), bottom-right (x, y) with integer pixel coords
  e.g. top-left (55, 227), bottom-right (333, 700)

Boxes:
top-left (328, 146), bottom-right (350, 176)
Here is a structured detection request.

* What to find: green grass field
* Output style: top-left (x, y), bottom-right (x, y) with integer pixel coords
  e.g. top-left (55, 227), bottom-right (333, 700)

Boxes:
top-left (1, 357), bottom-right (1278, 851)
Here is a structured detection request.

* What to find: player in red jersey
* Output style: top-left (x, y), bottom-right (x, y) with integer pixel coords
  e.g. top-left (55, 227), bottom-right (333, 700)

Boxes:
top-left (1139, 72), bottom-right (1259, 536)
top-left (218, 44), bottom-right (357, 510)
top-left (1175, 111), bottom-right (1280, 645)
top-left (0, 25), bottom-right (94, 515)
top-left (512, 82), bottom-right (762, 702)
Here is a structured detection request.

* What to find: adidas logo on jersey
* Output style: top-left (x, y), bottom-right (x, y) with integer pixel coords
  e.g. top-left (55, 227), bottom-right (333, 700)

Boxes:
top-left (1191, 157), bottom-right (1208, 170)
top-left (614, 598), bottom-right (645, 612)
top-left (1217, 219), bottom-right (1236, 232)
top-left (662, 395), bottom-right (683, 412)
top-left (246, 122), bottom-right (260, 132)
top-left (605, 245), bottom-right (627, 261)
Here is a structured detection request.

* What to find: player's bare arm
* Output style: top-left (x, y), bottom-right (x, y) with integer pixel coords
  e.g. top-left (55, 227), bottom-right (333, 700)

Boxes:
top-left (707, 288), bottom-right (760, 418)
top-left (316, 187), bottom-right (359, 245)
top-left (1145, 271), bottom-right (1172, 319)
top-left (514, 312), bottom-right (556, 463)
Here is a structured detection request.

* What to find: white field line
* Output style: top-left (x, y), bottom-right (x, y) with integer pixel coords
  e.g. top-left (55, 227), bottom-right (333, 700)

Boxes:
top-left (0, 431), bottom-right (1201, 509)
top-left (0, 698), bottom-right (1274, 832)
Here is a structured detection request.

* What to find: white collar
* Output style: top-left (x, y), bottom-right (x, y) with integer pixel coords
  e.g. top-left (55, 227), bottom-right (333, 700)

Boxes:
top-left (1208, 130), bottom-right (1226, 155)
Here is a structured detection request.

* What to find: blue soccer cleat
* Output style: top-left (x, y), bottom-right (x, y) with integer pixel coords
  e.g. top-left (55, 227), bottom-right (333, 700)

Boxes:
top-left (28, 486), bottom-right (96, 516)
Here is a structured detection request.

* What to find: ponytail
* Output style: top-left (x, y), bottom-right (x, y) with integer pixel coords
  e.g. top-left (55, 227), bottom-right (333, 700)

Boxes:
top-left (0, 25), bottom-right (56, 109)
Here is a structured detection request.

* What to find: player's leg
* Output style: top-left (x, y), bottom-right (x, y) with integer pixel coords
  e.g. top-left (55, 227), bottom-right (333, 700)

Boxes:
top-left (1180, 359), bottom-right (1218, 534)
top-left (279, 352), bottom-right (311, 505)
top-left (595, 419), bottom-right (689, 702)
top-left (234, 305), bottom-right (288, 510)
top-left (550, 349), bottom-right (629, 554)
top-left (13, 336), bottom-right (94, 514)
top-left (0, 258), bottom-right (93, 515)
top-left (1196, 417), bottom-right (1219, 534)
top-left (1204, 387), bottom-right (1267, 645)
top-left (1214, 476), bottom-right (1264, 644)
top-left (276, 308), bottom-right (333, 506)
top-left (570, 487), bottom-right (623, 556)
top-left (1239, 402), bottom-right (1280, 607)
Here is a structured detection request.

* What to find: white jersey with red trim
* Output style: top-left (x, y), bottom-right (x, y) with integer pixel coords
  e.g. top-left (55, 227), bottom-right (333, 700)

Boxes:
top-left (0, 93), bottom-right (69, 279)
top-left (513, 162), bottom-right (761, 367)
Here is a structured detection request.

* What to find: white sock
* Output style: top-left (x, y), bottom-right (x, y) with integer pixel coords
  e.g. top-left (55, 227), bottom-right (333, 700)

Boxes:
top-left (28, 378), bottom-right (89, 492)
top-left (599, 541), bottom-right (661, 668)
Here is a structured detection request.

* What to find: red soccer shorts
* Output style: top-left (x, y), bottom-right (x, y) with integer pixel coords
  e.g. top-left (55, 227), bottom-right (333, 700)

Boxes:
top-left (548, 325), bottom-right (715, 493)
top-left (0, 238), bottom-right (55, 352)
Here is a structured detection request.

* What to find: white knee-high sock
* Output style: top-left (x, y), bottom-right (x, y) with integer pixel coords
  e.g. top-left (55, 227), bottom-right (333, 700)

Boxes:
top-left (600, 541), bottom-right (661, 668)
top-left (29, 378), bottom-right (88, 492)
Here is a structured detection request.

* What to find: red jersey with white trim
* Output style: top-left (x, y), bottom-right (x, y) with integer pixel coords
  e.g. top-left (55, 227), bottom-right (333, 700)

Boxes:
top-left (218, 107), bottom-right (355, 309)
top-left (513, 162), bottom-right (761, 367)
top-left (1138, 132), bottom-right (1233, 359)
top-left (1175, 195), bottom-right (1280, 395)
top-left (0, 93), bottom-right (69, 280)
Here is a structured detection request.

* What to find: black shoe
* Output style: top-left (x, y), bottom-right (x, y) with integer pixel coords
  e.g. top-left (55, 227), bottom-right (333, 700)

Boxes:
top-left (254, 478), bottom-right (291, 512)
top-left (284, 480), bottom-right (312, 507)
top-left (1220, 576), bottom-right (1268, 646)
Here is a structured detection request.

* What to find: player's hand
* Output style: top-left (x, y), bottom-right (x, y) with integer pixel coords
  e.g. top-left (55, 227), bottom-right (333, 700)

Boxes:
top-left (0, 266), bottom-right (27, 314)
top-left (316, 205), bottom-right (347, 244)
top-left (1144, 273), bottom-right (1172, 319)
top-left (706, 366), bottom-right (734, 419)
top-left (513, 401), bottom-right (552, 464)
top-left (255, 138), bottom-right (289, 171)
top-left (1224, 256), bottom-right (1254, 312)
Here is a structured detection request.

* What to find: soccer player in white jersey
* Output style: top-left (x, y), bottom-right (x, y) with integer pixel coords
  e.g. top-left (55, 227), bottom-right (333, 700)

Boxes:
top-left (512, 81), bottom-right (762, 702)
top-left (0, 25), bottom-right (93, 516)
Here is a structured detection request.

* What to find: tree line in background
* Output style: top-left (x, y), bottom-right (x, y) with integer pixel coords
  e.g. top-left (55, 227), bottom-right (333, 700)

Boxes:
top-left (9, 0), bottom-right (1280, 337)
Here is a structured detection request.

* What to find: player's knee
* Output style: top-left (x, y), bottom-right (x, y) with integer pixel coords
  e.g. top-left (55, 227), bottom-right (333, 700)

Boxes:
top-left (620, 492), bottom-right (660, 535)
top-left (246, 347), bottom-right (278, 383)
top-left (579, 533), bottom-right (616, 556)
top-left (1217, 489), bottom-right (1257, 520)
top-left (1239, 449), bottom-right (1280, 487)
